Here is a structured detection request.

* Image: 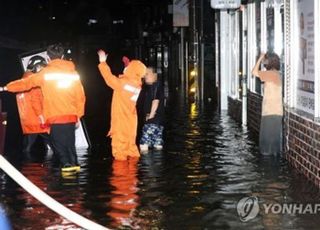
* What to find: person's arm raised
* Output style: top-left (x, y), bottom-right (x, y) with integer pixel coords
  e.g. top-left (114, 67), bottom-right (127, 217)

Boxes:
top-left (251, 53), bottom-right (266, 78)
top-left (97, 50), bottom-right (121, 90)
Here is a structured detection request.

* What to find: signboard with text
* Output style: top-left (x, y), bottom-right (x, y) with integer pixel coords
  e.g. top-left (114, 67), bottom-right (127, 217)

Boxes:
top-left (210, 0), bottom-right (241, 9)
top-left (296, 0), bottom-right (315, 114)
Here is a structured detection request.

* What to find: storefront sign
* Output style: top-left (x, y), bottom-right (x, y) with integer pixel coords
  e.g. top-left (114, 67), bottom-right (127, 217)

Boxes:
top-left (210, 0), bottom-right (241, 9)
top-left (173, 0), bottom-right (189, 27)
top-left (296, 0), bottom-right (315, 114)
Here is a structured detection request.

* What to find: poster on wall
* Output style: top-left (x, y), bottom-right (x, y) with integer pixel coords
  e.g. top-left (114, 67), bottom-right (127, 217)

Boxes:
top-left (296, 0), bottom-right (314, 114)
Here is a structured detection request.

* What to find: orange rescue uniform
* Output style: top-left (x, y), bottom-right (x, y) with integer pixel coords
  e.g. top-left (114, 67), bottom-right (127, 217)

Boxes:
top-left (98, 60), bottom-right (146, 161)
top-left (16, 71), bottom-right (48, 134)
top-left (6, 59), bottom-right (85, 125)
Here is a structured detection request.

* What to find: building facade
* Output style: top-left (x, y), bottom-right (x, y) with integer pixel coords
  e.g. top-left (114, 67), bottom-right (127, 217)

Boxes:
top-left (217, 0), bottom-right (320, 187)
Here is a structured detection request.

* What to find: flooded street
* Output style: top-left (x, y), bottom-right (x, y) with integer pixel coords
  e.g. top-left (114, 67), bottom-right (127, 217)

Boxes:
top-left (1, 101), bottom-right (320, 229)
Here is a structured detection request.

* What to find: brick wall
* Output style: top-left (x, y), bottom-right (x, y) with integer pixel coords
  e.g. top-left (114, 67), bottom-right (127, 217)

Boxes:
top-left (284, 110), bottom-right (320, 187)
top-left (247, 91), bottom-right (262, 135)
top-left (228, 97), bottom-right (242, 123)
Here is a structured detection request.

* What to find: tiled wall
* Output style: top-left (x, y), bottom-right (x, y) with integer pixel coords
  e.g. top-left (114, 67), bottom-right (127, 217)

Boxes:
top-left (284, 110), bottom-right (320, 187)
top-left (247, 91), bottom-right (262, 135)
top-left (227, 97), bottom-right (242, 123)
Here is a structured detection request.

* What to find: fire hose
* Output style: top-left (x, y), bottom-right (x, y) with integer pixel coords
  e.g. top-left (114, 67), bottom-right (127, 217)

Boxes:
top-left (0, 155), bottom-right (109, 230)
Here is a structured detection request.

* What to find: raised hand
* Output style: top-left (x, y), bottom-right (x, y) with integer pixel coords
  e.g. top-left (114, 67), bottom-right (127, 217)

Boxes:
top-left (97, 50), bottom-right (108, 63)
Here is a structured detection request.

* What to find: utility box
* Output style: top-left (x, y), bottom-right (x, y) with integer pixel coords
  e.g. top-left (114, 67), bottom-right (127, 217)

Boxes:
top-left (210, 0), bottom-right (241, 9)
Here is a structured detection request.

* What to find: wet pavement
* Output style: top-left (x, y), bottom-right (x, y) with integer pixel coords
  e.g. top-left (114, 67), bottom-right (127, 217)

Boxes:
top-left (1, 101), bottom-right (320, 229)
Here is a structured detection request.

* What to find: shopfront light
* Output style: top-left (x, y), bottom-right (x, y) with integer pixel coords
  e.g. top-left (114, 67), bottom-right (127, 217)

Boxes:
top-left (190, 70), bottom-right (197, 77)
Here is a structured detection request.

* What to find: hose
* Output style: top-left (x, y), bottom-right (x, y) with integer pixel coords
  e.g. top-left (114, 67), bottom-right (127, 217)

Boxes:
top-left (0, 155), bottom-right (109, 230)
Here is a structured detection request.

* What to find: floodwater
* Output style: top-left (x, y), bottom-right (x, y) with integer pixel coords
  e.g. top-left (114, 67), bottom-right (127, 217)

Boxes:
top-left (1, 101), bottom-right (320, 230)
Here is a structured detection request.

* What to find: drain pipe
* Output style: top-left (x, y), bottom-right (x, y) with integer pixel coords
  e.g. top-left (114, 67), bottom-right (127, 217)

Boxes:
top-left (0, 155), bottom-right (109, 230)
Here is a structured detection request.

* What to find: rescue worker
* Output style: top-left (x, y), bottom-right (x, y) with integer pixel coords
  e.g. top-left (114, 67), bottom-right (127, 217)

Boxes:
top-left (17, 56), bottom-right (50, 160)
top-left (0, 44), bottom-right (86, 172)
top-left (97, 50), bottom-right (146, 161)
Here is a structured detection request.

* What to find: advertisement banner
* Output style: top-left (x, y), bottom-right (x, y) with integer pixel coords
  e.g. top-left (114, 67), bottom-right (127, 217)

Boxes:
top-left (173, 0), bottom-right (189, 27)
top-left (296, 0), bottom-right (315, 114)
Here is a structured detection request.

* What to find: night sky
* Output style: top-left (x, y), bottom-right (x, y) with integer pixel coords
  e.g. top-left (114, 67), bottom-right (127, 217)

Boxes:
top-left (0, 0), bottom-right (171, 43)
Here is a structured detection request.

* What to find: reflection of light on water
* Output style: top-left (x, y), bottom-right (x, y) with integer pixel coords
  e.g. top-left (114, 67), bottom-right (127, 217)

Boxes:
top-left (190, 103), bottom-right (198, 119)
top-left (187, 174), bottom-right (208, 179)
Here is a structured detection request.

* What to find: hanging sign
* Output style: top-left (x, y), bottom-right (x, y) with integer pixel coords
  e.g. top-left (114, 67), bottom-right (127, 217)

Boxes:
top-left (210, 0), bottom-right (241, 9)
top-left (173, 0), bottom-right (189, 27)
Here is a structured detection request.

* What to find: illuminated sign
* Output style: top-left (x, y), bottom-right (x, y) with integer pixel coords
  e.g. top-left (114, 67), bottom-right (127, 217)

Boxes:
top-left (210, 0), bottom-right (241, 9)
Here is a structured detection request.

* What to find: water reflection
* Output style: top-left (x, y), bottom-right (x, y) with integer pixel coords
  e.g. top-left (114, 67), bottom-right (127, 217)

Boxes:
top-left (2, 102), bottom-right (320, 229)
top-left (19, 163), bottom-right (84, 229)
top-left (107, 158), bottom-right (139, 228)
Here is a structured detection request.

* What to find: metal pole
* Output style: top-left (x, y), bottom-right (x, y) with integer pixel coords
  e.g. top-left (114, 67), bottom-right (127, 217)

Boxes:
top-left (185, 41), bottom-right (189, 102)
top-left (201, 43), bottom-right (205, 105)
top-left (200, 0), bottom-right (204, 105)
top-left (180, 27), bottom-right (185, 96)
top-left (242, 9), bottom-right (248, 125)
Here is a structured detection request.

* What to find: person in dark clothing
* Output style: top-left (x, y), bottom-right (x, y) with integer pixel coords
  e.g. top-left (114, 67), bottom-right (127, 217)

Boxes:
top-left (139, 67), bottom-right (165, 152)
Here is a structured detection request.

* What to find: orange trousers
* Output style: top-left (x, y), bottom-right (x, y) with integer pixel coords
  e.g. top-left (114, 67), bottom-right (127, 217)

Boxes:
top-left (111, 135), bottom-right (140, 161)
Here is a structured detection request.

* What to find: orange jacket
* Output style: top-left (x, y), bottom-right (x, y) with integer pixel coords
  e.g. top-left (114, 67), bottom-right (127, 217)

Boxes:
top-left (16, 72), bottom-right (48, 134)
top-left (7, 59), bottom-right (85, 124)
top-left (98, 61), bottom-right (146, 142)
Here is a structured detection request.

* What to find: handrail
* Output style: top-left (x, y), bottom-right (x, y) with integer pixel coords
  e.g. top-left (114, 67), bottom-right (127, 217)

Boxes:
top-left (0, 155), bottom-right (109, 230)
